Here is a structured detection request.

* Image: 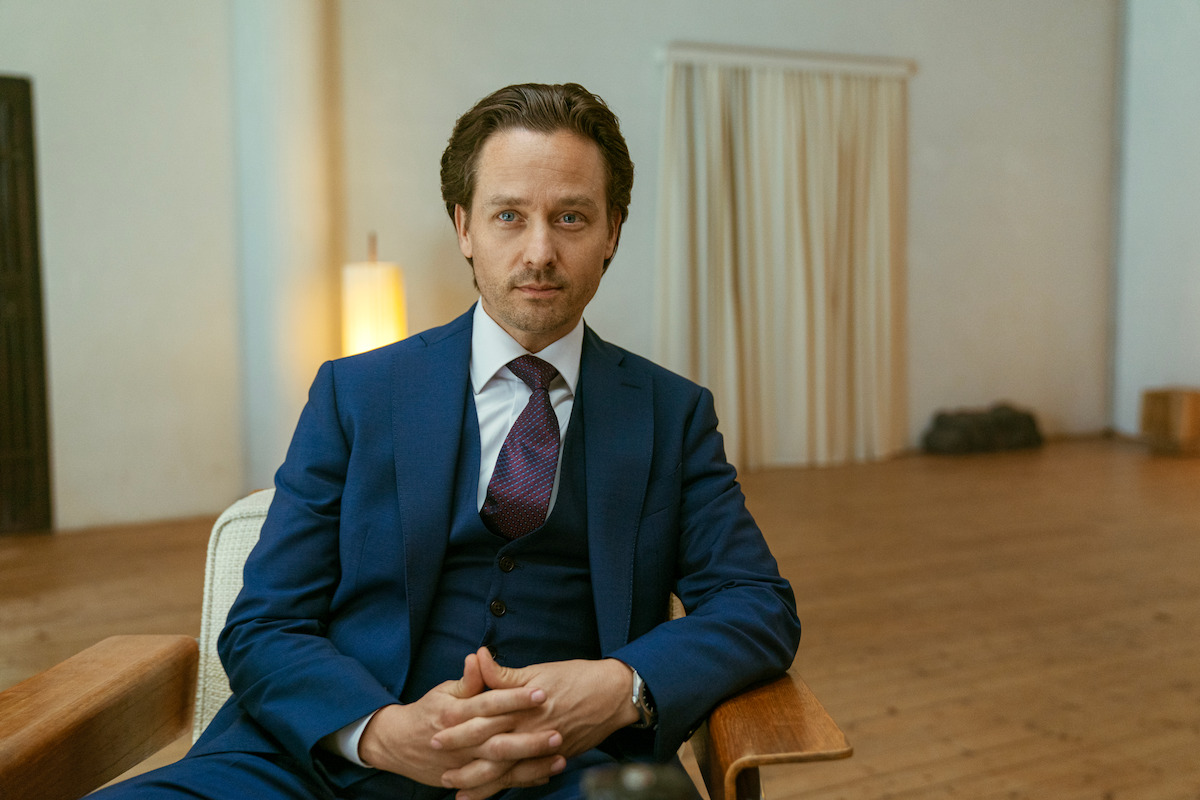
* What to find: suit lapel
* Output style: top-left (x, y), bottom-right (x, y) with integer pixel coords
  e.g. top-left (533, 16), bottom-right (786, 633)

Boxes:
top-left (392, 309), bottom-right (474, 644)
top-left (580, 328), bottom-right (654, 654)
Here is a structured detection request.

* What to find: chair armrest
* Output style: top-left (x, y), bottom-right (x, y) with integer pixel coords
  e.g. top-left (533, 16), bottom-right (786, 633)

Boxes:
top-left (0, 634), bottom-right (198, 800)
top-left (690, 669), bottom-right (852, 800)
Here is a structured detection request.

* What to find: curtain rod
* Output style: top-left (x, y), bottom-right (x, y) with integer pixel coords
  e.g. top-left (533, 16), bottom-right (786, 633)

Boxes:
top-left (663, 42), bottom-right (917, 78)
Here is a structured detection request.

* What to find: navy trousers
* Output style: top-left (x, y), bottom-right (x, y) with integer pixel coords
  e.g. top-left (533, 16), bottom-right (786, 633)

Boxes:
top-left (89, 748), bottom-right (697, 800)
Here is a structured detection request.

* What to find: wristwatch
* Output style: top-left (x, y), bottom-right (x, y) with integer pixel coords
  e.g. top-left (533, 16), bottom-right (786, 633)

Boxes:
top-left (629, 667), bottom-right (658, 729)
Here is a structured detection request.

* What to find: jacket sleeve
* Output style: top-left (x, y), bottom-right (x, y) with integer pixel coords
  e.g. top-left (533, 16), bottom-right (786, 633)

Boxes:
top-left (609, 384), bottom-right (802, 761)
top-left (217, 360), bottom-right (399, 766)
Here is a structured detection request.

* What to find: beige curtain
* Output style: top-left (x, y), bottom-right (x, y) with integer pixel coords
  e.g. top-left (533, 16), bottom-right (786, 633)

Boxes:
top-left (656, 51), bottom-right (910, 469)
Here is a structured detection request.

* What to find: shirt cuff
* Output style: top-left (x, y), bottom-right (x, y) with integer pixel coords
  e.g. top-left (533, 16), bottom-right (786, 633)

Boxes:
top-left (320, 708), bottom-right (381, 768)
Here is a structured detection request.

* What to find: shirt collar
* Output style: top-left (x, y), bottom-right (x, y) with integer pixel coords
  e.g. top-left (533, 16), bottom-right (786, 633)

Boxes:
top-left (469, 302), bottom-right (583, 395)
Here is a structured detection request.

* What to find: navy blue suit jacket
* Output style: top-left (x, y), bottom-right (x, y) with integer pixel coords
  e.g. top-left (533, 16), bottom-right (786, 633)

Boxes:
top-left (196, 307), bottom-right (800, 786)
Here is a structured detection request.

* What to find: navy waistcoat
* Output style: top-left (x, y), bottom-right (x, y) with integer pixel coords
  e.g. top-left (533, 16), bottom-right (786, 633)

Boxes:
top-left (400, 391), bottom-right (598, 702)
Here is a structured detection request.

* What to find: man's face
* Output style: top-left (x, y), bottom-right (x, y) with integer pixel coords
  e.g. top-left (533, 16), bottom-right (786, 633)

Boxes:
top-left (454, 127), bottom-right (621, 353)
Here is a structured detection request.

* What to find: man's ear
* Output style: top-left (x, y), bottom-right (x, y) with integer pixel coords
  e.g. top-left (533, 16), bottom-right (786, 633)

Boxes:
top-left (603, 212), bottom-right (624, 269)
top-left (454, 204), bottom-right (473, 260)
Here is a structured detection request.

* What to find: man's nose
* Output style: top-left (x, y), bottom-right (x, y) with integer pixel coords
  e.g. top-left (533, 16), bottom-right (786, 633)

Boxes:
top-left (521, 222), bottom-right (556, 267)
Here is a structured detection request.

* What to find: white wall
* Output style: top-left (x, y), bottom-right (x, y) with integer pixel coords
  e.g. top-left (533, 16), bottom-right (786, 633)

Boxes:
top-left (1113, 0), bottom-right (1200, 433)
top-left (232, 0), bottom-right (342, 491)
top-left (338, 0), bottom-right (1120, 444)
top-left (1, 0), bottom-right (1127, 526)
top-left (0, 0), bottom-right (245, 527)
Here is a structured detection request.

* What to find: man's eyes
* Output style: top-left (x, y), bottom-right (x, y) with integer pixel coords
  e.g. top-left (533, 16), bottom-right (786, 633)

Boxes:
top-left (494, 210), bottom-right (584, 224)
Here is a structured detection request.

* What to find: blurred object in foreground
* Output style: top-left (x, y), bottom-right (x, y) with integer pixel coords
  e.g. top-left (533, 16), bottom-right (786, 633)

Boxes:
top-left (583, 763), bottom-right (696, 800)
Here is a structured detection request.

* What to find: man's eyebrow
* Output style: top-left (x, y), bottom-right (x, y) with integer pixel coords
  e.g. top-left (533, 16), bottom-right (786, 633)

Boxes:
top-left (557, 195), bottom-right (602, 211)
top-left (481, 194), bottom-right (526, 209)
top-left (480, 194), bottom-right (602, 211)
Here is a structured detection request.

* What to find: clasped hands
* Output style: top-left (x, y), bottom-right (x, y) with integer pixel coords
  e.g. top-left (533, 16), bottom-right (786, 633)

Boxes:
top-left (357, 647), bottom-right (640, 800)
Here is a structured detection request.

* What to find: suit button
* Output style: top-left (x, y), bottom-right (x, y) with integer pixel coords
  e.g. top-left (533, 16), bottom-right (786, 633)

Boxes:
top-left (489, 600), bottom-right (507, 617)
top-left (499, 556), bottom-right (516, 573)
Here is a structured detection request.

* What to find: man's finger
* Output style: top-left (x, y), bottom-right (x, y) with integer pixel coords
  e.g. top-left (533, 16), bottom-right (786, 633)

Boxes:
top-left (452, 683), bottom-right (547, 721)
top-left (442, 753), bottom-right (568, 800)
top-left (430, 712), bottom-right (520, 751)
top-left (451, 652), bottom-right (485, 698)
top-left (475, 645), bottom-right (529, 689)
top-left (434, 719), bottom-right (562, 757)
top-left (506, 753), bottom-right (568, 789)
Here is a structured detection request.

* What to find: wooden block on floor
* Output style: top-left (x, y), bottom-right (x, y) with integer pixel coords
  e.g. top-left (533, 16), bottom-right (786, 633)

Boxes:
top-left (1141, 388), bottom-right (1200, 455)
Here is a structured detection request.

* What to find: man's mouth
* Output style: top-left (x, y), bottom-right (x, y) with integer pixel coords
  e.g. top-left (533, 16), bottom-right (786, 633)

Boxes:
top-left (516, 284), bottom-right (562, 298)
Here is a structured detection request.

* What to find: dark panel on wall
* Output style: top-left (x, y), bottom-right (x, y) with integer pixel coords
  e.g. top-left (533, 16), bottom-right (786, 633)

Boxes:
top-left (0, 76), bottom-right (51, 533)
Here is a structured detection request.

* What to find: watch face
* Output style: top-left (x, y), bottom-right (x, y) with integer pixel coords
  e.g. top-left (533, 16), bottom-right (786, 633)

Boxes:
top-left (629, 669), bottom-right (656, 728)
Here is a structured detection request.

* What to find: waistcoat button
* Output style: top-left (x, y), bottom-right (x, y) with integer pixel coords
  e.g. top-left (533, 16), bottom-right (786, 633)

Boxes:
top-left (499, 556), bottom-right (516, 573)
top-left (489, 599), bottom-right (507, 617)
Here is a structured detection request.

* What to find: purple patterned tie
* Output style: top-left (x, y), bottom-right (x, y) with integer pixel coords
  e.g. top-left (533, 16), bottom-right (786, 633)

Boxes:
top-left (481, 355), bottom-right (561, 539)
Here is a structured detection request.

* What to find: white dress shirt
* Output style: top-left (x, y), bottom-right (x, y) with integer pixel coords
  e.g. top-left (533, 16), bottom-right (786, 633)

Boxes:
top-left (469, 301), bottom-right (582, 511)
top-left (324, 302), bottom-right (585, 766)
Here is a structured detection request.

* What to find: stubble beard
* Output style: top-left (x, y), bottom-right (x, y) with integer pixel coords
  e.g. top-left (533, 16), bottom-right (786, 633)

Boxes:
top-left (479, 266), bottom-right (580, 340)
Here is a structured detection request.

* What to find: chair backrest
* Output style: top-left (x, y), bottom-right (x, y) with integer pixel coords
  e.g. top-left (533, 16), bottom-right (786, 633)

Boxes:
top-left (192, 489), bottom-right (274, 740)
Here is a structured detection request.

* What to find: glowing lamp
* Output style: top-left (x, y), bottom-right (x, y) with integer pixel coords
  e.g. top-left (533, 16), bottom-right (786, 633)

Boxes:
top-left (341, 235), bottom-right (407, 356)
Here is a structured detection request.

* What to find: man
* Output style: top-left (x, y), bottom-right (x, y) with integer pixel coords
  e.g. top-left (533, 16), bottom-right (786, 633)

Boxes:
top-left (96, 82), bottom-right (800, 800)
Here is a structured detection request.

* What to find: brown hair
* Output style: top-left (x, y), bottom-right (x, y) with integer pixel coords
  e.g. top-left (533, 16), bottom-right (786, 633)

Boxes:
top-left (440, 83), bottom-right (634, 262)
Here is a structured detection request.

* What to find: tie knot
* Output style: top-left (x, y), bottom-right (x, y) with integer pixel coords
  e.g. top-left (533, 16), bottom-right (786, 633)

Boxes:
top-left (506, 355), bottom-right (558, 391)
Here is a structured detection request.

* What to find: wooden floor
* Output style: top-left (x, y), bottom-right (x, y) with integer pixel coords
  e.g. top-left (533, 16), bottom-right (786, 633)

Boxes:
top-left (2, 438), bottom-right (1199, 798)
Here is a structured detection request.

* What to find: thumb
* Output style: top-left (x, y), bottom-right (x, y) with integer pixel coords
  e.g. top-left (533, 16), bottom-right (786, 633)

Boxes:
top-left (452, 651), bottom-right (485, 697)
top-left (475, 645), bottom-right (528, 690)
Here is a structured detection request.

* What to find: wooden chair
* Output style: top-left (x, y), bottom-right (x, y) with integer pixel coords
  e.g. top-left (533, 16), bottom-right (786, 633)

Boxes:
top-left (0, 490), bottom-right (850, 800)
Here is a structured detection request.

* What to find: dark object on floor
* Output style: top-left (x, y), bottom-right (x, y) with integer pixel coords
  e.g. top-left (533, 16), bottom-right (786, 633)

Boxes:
top-left (922, 404), bottom-right (1043, 454)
